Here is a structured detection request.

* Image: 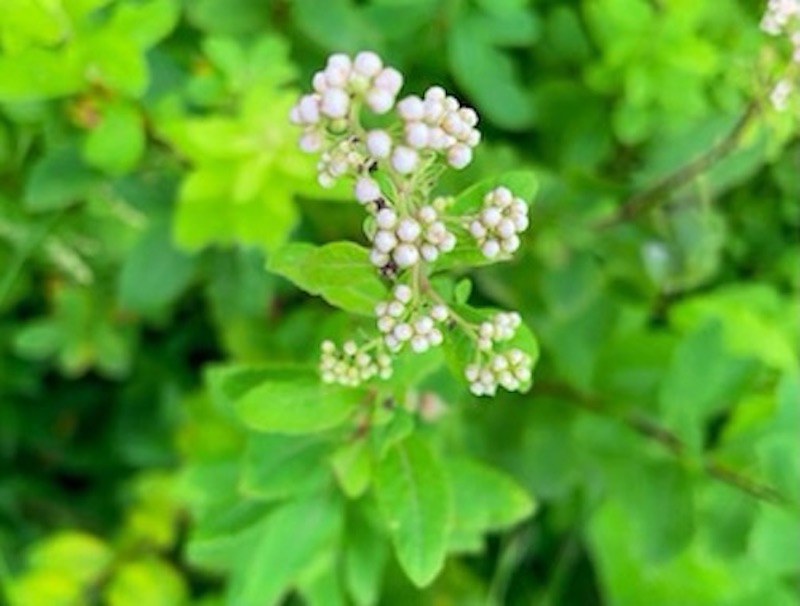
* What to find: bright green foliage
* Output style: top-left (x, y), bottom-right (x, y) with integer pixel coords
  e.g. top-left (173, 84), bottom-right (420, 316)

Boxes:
top-left (1, 1), bottom-right (798, 605)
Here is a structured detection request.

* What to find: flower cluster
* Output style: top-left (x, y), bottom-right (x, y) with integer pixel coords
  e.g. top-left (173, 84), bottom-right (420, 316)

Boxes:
top-left (319, 339), bottom-right (393, 386)
top-left (465, 349), bottom-right (533, 397)
top-left (397, 86), bottom-right (481, 170)
top-left (369, 205), bottom-right (456, 269)
top-left (476, 311), bottom-right (522, 351)
top-left (467, 187), bottom-right (530, 259)
top-left (761, 0), bottom-right (800, 111)
top-left (293, 51), bottom-right (535, 397)
top-left (374, 285), bottom-right (448, 353)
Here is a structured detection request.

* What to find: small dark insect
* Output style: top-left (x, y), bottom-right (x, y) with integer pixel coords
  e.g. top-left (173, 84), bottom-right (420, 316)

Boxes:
top-left (382, 397), bottom-right (394, 410)
top-left (380, 259), bottom-right (398, 279)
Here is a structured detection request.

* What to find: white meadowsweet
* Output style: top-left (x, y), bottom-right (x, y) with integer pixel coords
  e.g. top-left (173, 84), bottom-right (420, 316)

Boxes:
top-left (293, 53), bottom-right (536, 395)
top-left (468, 186), bottom-right (529, 258)
top-left (465, 348), bottom-right (533, 397)
top-left (319, 339), bottom-right (393, 386)
top-left (368, 205), bottom-right (457, 270)
top-left (374, 285), bottom-right (449, 354)
top-left (396, 86), bottom-right (480, 169)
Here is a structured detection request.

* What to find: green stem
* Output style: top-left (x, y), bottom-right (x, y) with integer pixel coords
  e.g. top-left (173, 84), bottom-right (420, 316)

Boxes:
top-left (595, 100), bottom-right (761, 229)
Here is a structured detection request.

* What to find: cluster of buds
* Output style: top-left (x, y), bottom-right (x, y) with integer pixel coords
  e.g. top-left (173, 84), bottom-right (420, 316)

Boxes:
top-left (293, 51), bottom-right (535, 397)
top-left (476, 312), bottom-right (522, 351)
top-left (465, 349), bottom-right (533, 397)
top-left (369, 205), bottom-right (456, 269)
top-left (760, 0), bottom-right (800, 111)
top-left (467, 187), bottom-right (530, 259)
top-left (397, 86), bottom-right (481, 170)
top-left (289, 51), bottom-right (404, 177)
top-left (319, 339), bottom-right (393, 386)
top-left (374, 285), bottom-right (448, 353)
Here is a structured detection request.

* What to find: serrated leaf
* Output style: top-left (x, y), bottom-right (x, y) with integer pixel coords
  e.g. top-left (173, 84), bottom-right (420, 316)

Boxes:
top-left (330, 438), bottom-right (373, 499)
top-left (230, 493), bottom-right (342, 606)
top-left (118, 220), bottom-right (195, 313)
top-left (446, 458), bottom-right (535, 553)
top-left (447, 14), bottom-right (534, 130)
top-left (343, 506), bottom-right (388, 606)
top-left (24, 146), bottom-right (98, 211)
top-left (268, 241), bottom-right (387, 315)
top-left (233, 370), bottom-right (362, 434)
top-left (373, 434), bottom-right (452, 587)
top-left (83, 101), bottom-right (145, 175)
top-left (659, 319), bottom-right (757, 451)
top-left (241, 434), bottom-right (330, 501)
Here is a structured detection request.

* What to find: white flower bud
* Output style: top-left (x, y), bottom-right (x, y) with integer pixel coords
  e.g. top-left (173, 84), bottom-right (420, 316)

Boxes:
top-left (321, 88), bottom-right (349, 118)
top-left (354, 51), bottom-right (383, 77)
top-left (481, 207), bottom-right (502, 228)
top-left (374, 67), bottom-right (403, 95)
top-left (470, 220), bottom-right (487, 239)
top-left (397, 96), bottom-right (425, 121)
top-left (388, 300), bottom-right (405, 317)
top-left (354, 176), bottom-right (381, 204)
top-left (370, 249), bottom-right (389, 267)
top-left (327, 53), bottom-right (352, 71)
top-left (424, 98), bottom-right (444, 123)
top-left (431, 304), bottom-right (448, 322)
top-left (405, 122), bottom-right (430, 148)
top-left (366, 88), bottom-right (395, 114)
top-left (393, 243), bottom-right (420, 267)
top-left (394, 284), bottom-right (413, 303)
top-left (343, 340), bottom-right (358, 355)
top-left (414, 316), bottom-right (434, 334)
top-left (391, 146), bottom-right (418, 174)
top-left (440, 232), bottom-right (456, 252)
top-left (376, 208), bottom-right (398, 229)
top-left (428, 127), bottom-right (449, 149)
top-left (512, 214), bottom-right (530, 232)
top-left (418, 206), bottom-right (437, 224)
top-left (377, 316), bottom-right (395, 333)
top-left (366, 129), bottom-right (392, 158)
top-left (374, 229), bottom-right (398, 253)
top-left (397, 217), bottom-right (421, 242)
top-left (447, 144), bottom-right (472, 169)
top-left (420, 243), bottom-right (438, 262)
top-left (494, 187), bottom-right (513, 206)
top-left (394, 322), bottom-right (413, 341)
top-left (428, 328), bottom-right (443, 346)
top-left (501, 235), bottom-right (520, 253)
top-left (299, 132), bottom-right (322, 153)
top-left (318, 173), bottom-right (335, 188)
top-left (289, 106), bottom-right (302, 125)
top-left (324, 65), bottom-right (350, 88)
top-left (497, 218), bottom-right (516, 239)
top-left (411, 335), bottom-right (429, 353)
top-left (424, 86), bottom-right (446, 101)
top-left (298, 95), bottom-right (321, 123)
top-left (459, 107), bottom-right (478, 126)
top-left (467, 130), bottom-right (481, 147)
top-left (312, 71), bottom-right (328, 92)
top-left (482, 239), bottom-right (501, 259)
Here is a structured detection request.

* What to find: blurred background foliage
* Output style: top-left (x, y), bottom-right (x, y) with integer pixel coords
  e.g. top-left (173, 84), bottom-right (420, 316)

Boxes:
top-left (0, 0), bottom-right (798, 604)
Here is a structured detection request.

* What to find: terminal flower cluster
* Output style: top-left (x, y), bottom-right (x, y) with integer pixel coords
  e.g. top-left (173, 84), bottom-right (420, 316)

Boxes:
top-left (760, 0), bottom-right (800, 110)
top-left (291, 51), bottom-right (534, 397)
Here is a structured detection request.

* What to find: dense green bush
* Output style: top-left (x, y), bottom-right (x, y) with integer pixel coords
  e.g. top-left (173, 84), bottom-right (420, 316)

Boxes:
top-left (1, 1), bottom-right (798, 605)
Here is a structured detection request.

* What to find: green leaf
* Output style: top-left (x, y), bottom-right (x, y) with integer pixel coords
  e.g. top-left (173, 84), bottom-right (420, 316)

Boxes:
top-left (241, 434), bottom-right (331, 501)
top-left (446, 458), bottom-right (535, 552)
top-left (330, 438), bottom-right (373, 499)
top-left (27, 532), bottom-right (112, 584)
top-left (343, 505), bottom-right (389, 606)
top-left (230, 493), bottom-right (342, 606)
top-left (268, 242), bottom-right (387, 315)
top-left (83, 101), bottom-right (145, 175)
top-left (24, 146), bottom-right (98, 211)
top-left (447, 14), bottom-right (534, 130)
top-left (373, 434), bottom-right (452, 587)
top-left (105, 557), bottom-right (187, 606)
top-left (659, 319), bottom-right (757, 451)
top-left (118, 220), bottom-right (195, 314)
top-left (232, 369), bottom-right (362, 434)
